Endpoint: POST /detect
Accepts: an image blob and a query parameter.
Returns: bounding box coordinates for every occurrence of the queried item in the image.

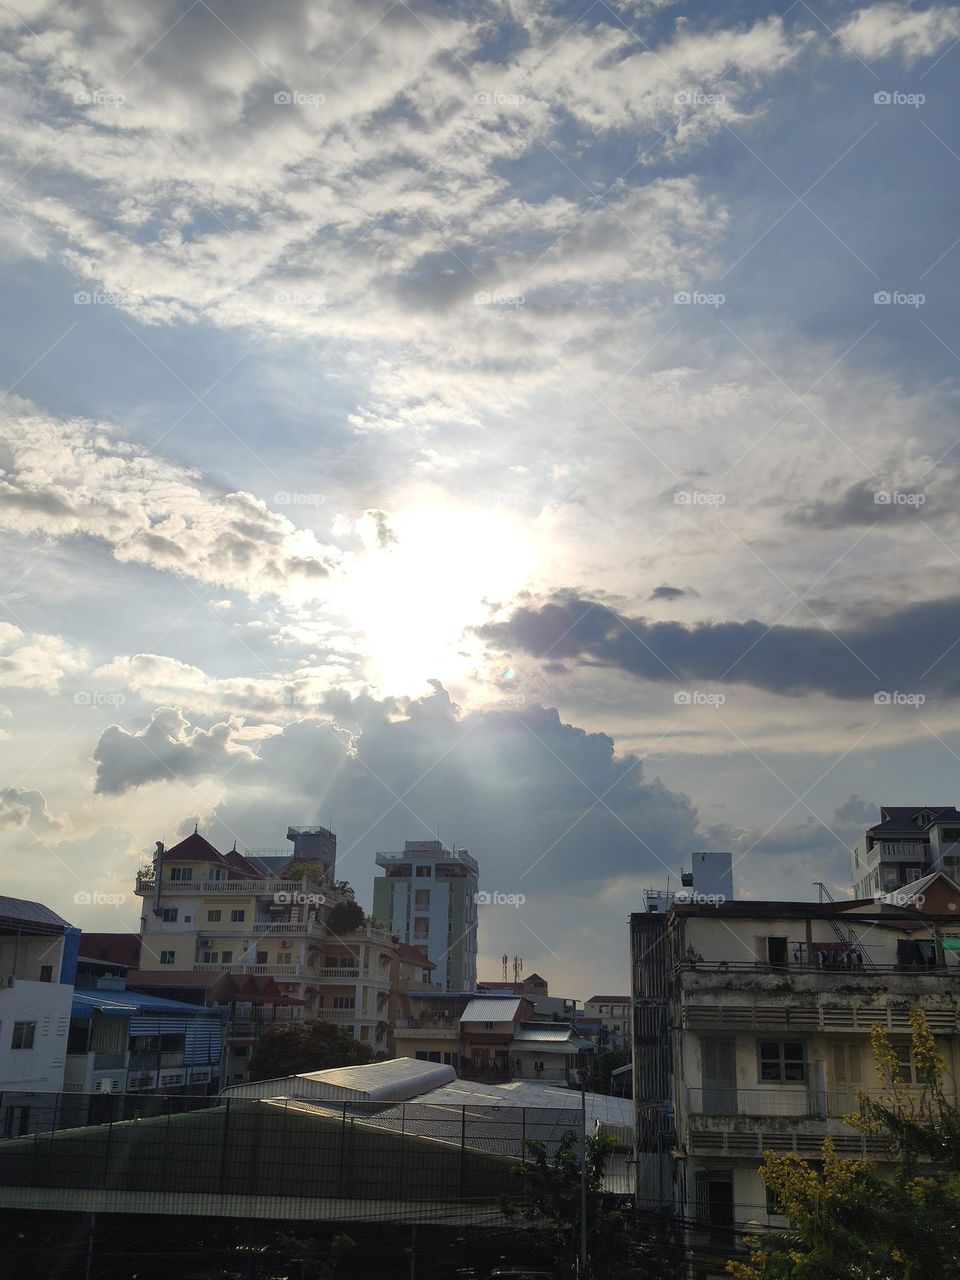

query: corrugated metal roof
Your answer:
[0,895,71,932]
[221,1056,456,1103]
[460,998,521,1023]
[71,990,227,1021]
[512,1022,578,1042]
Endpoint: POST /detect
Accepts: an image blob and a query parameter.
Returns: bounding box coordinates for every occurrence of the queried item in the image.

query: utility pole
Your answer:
[579,1050,589,1278]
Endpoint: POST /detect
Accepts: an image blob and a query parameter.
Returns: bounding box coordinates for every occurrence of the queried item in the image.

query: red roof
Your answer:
[163,831,231,866]
[585,995,630,1005]
[396,943,434,967]
[80,933,141,968]
[224,846,265,877]
[127,970,301,1005]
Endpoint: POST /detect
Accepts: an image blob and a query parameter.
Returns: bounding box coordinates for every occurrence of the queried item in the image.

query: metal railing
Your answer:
[685,1085,955,1119]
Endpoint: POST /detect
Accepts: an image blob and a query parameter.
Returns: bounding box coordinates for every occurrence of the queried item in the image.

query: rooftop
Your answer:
[0,895,72,934]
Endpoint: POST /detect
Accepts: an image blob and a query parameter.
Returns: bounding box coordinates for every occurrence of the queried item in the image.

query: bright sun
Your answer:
[341,499,539,696]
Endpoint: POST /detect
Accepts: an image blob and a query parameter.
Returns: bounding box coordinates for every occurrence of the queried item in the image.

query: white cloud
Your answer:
[0,621,87,693]
[0,785,65,833]
[838,3,960,62]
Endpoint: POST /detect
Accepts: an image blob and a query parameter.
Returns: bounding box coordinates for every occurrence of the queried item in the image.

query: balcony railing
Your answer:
[193,962,299,977]
[685,1085,953,1119]
[676,953,954,977]
[310,967,360,980]
[136,875,342,898]
[313,1008,378,1024]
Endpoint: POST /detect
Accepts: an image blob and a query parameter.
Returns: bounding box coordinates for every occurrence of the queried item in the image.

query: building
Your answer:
[583,995,631,1052]
[372,840,479,991]
[643,851,734,914]
[476,972,580,1021]
[630,873,960,1277]
[134,828,399,1059]
[0,897,78,1120]
[851,805,960,898]
[65,986,227,1101]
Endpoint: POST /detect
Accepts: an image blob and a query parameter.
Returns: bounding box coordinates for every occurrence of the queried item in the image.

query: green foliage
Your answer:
[502,1130,674,1279]
[329,898,366,934]
[584,1049,631,1096]
[285,860,327,885]
[248,1019,373,1081]
[729,1012,960,1279]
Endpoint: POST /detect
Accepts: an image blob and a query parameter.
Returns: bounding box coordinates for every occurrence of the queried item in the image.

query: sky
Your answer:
[1,0,959,999]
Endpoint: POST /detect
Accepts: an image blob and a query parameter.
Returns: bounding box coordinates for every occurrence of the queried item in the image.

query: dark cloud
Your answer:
[478,592,960,700]
[789,479,937,529]
[0,786,64,833]
[93,706,257,795]
[649,585,690,601]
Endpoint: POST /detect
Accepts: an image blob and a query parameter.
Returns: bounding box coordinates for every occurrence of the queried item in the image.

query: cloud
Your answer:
[0,621,87,693]
[93,705,262,795]
[838,4,960,63]
[649,584,690,601]
[0,401,341,598]
[0,786,65,833]
[479,591,960,700]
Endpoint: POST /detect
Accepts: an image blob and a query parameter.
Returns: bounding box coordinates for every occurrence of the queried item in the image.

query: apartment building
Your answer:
[135,829,399,1061]
[583,995,631,1052]
[0,896,79,1123]
[372,840,479,991]
[851,805,960,898]
[477,972,580,1021]
[631,874,960,1279]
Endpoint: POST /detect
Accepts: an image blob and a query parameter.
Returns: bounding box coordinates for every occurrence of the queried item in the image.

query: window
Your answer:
[11,1021,36,1050]
[201,951,217,964]
[207,909,222,922]
[898,939,937,969]
[161,907,178,923]
[169,866,193,882]
[415,889,430,908]
[832,1043,863,1085]
[759,1040,806,1082]
[416,865,431,877]
[764,1181,783,1215]
[39,965,52,983]
[160,950,175,965]
[893,1042,935,1084]
[333,996,355,1009]
[221,951,233,963]
[230,909,245,923]
[256,951,268,964]
[413,916,429,938]
[276,952,291,964]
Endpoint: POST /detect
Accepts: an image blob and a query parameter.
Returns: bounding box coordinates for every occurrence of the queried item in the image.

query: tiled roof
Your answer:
[871,806,960,834]
[396,943,434,967]
[79,933,141,967]
[163,831,231,865]
[0,895,71,933]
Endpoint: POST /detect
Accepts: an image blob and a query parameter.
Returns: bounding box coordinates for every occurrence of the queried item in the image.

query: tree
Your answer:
[249,1019,373,1081]
[728,1010,960,1279]
[329,898,365,934]
[502,1130,675,1278]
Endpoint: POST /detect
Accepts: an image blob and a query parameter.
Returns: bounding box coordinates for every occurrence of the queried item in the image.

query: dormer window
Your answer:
[916,811,933,827]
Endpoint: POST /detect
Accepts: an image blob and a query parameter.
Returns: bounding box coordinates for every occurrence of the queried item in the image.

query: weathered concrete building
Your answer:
[631,872,960,1277]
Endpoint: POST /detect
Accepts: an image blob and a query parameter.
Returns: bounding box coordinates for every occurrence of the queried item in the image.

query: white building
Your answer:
[372,841,479,991]
[0,896,78,1127]
[631,875,960,1278]
[851,805,960,898]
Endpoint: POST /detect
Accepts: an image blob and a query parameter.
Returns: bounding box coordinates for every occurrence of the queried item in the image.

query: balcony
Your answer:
[136,875,330,898]
[310,967,360,980]
[193,962,300,978]
[313,1008,378,1024]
